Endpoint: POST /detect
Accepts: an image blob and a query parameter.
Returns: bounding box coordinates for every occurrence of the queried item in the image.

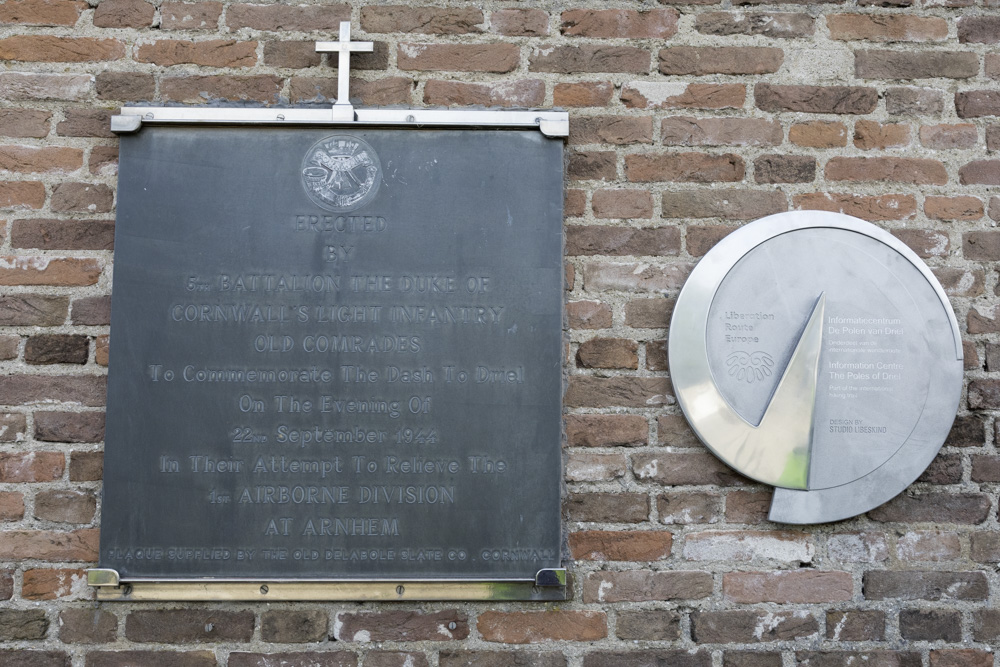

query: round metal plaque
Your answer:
[668,211,963,524]
[301,134,382,212]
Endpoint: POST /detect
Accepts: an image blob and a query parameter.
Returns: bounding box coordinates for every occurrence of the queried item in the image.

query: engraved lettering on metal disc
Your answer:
[301,135,381,212]
[668,211,963,524]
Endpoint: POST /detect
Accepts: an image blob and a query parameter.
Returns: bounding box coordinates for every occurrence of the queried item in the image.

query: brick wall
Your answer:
[1,0,1000,664]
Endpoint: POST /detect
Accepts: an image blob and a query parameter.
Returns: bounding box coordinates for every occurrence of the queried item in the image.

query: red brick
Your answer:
[0,491,24,520]
[662,190,785,220]
[530,45,650,74]
[864,570,988,600]
[756,84,877,114]
[0,36,123,62]
[70,296,109,326]
[989,127,1000,151]
[794,193,916,221]
[0,0,84,25]
[261,41,319,68]
[657,492,721,524]
[930,651,993,667]
[567,225,677,254]
[160,1,221,30]
[423,80,543,108]
[661,117,782,147]
[925,196,982,221]
[963,231,1000,259]
[289,77,412,106]
[570,530,671,561]
[565,414,647,447]
[853,120,910,149]
[920,123,977,149]
[796,652,918,667]
[634,451,749,487]
[591,190,653,218]
[22,568,87,600]
[554,81,612,107]
[0,145,81,173]
[623,82,746,110]
[0,528,98,561]
[567,301,611,330]
[69,450,103,481]
[568,151,615,181]
[586,652,709,667]
[961,160,1000,185]
[933,268,983,297]
[583,260,691,293]
[564,492,649,523]
[126,610,254,642]
[0,72,91,100]
[96,72,155,101]
[0,336,16,361]
[686,226,736,256]
[571,117,653,146]
[0,109,50,138]
[988,55,1000,80]
[886,88,944,115]
[95,335,109,366]
[827,15,947,41]
[565,189,585,217]
[333,610,467,641]
[616,611,681,641]
[959,16,1000,43]
[565,375,672,408]
[692,610,818,643]
[59,609,116,643]
[89,147,118,176]
[958,91,1000,118]
[0,256,100,286]
[0,181,44,209]
[825,611,885,641]
[440,653,562,667]
[724,491,771,524]
[856,50,978,79]
[478,611,606,643]
[364,653,428,667]
[655,415,700,448]
[577,338,638,369]
[561,9,678,38]
[0,451,63,482]
[34,411,104,443]
[87,652,215,667]
[896,531,961,561]
[25,334,87,364]
[137,40,257,68]
[696,12,814,38]
[891,229,949,258]
[790,121,848,148]
[161,75,283,104]
[755,155,816,184]
[491,9,548,36]
[11,219,114,250]
[659,46,782,75]
[225,4,348,31]
[627,152,743,183]
[724,571,852,603]
[0,294,66,326]
[0,374,105,406]
[969,306,1000,334]
[868,492,991,524]
[55,109,114,139]
[92,0,153,28]
[362,6,482,34]
[584,570,711,603]
[826,157,946,184]
[399,43,518,73]
[566,451,627,481]
[0,571,10,600]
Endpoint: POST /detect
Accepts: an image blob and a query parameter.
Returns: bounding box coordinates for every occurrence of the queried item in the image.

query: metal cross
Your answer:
[315,22,373,118]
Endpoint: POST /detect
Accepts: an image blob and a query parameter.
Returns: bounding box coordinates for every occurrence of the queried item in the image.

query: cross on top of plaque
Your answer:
[315,22,373,116]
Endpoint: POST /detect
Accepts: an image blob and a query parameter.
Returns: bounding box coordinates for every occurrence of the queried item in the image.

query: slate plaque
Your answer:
[100,127,564,580]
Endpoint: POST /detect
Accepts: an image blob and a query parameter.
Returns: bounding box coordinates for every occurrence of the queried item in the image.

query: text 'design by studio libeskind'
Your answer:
[97,126,564,595]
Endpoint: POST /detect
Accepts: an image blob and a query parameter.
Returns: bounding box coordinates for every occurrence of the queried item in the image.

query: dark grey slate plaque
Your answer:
[100,127,563,580]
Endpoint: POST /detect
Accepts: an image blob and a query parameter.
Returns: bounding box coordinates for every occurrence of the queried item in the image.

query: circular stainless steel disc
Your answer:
[668,211,963,524]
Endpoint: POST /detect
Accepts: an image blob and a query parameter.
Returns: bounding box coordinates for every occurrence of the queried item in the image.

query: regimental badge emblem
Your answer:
[668,211,964,524]
[301,135,381,212]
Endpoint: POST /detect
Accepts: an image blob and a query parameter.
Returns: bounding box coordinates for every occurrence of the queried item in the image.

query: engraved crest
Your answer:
[725,350,775,383]
[301,135,381,212]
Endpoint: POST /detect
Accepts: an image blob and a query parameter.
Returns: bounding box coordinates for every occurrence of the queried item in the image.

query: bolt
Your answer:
[396,585,405,595]
[448,622,457,630]
[260,584,269,594]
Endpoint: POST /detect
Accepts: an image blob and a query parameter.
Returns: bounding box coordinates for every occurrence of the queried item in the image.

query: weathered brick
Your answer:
[55,110,114,139]
[570,531,672,561]
[289,77,411,106]
[0,180,45,209]
[0,73,91,101]
[625,298,674,328]
[856,50,978,79]
[826,611,885,641]
[989,127,1000,152]
[50,183,112,213]
[826,157,946,184]
[95,335,108,366]
[891,229,949,258]
[0,451,63,482]
[0,570,10,599]
[565,414,646,447]
[724,491,771,524]
[261,41,326,68]
[530,45,649,74]
[568,151,616,181]
[260,610,327,643]
[756,84,877,114]
[137,40,257,68]
[11,219,114,251]
[661,117,782,147]
[684,531,813,562]
[828,15,947,41]
[797,652,920,667]
[161,75,283,104]
[565,376,672,408]
[567,226,677,254]
[724,571,852,603]
[959,16,1000,43]
[960,160,1000,185]
[567,301,611,330]
[126,610,254,642]
[870,492,990,524]
[577,338,638,370]
[933,268,983,297]
[660,46,782,75]
[926,196,982,221]
[930,651,993,667]
[616,611,680,641]
[946,414,985,447]
[0,336,17,361]
[972,531,1000,563]
[160,1,221,30]
[827,532,889,563]
[886,87,944,115]
[478,611,606,643]
[0,374,106,406]
[584,570,712,603]
[853,120,910,149]
[724,654,782,667]
[0,36,123,62]
[963,231,1000,260]
[440,652,564,667]
[334,610,467,641]
[362,6,482,34]
[590,190,654,219]
[224,4,349,31]
[900,609,961,641]
[34,490,95,523]
[973,610,1000,641]
[25,334,88,365]
[23,568,86,601]
[754,155,815,184]
[696,12,813,38]
[622,82,745,110]
[864,570,988,600]
[920,124,977,149]
[562,9,677,38]
[572,117,653,146]
[988,56,1000,80]
[0,294,68,326]
[585,652,710,667]
[0,609,49,640]
[635,451,750,487]
[69,450,103,481]
[87,652,216,667]
[565,189,585,217]
[0,0,84,26]
[96,72,155,101]
[491,9,548,36]
[657,492,721,525]
[896,531,961,561]
[692,610,818,643]
[0,491,24,520]
[627,152,744,183]
[686,227,735,256]
[554,81,613,107]
[92,0,153,27]
[965,342,981,371]
[399,43,518,73]
[794,193,916,221]
[582,260,692,293]
[58,608,116,643]
[0,528,98,560]
[564,492,649,523]
[423,80,544,108]
[662,190,784,220]
[566,451,627,481]
[0,109,51,138]
[790,121,848,148]
[364,653,427,667]
[70,296,109,326]
[0,146,81,173]
[969,308,1000,334]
